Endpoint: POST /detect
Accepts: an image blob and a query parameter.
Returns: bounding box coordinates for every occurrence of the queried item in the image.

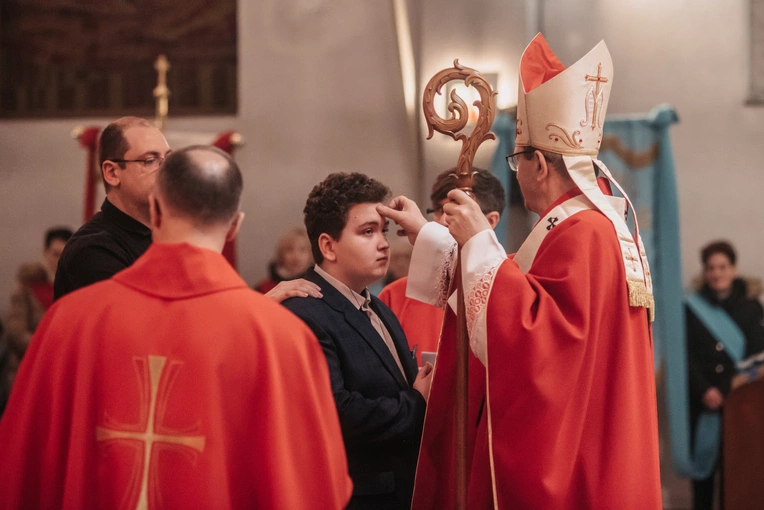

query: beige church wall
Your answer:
[235,0,418,291]
[7,0,753,319]
[0,0,419,316]
[0,0,528,317]
[542,0,764,288]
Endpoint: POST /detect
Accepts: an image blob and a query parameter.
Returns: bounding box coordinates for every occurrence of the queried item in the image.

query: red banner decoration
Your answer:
[78,127,101,224]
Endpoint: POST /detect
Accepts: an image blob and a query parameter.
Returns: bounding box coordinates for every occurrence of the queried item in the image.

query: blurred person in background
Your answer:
[255,227,323,303]
[3,226,72,396]
[686,240,764,510]
[255,227,313,293]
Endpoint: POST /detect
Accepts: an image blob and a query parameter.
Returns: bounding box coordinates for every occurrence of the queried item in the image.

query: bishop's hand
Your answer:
[377,196,428,246]
[443,189,492,246]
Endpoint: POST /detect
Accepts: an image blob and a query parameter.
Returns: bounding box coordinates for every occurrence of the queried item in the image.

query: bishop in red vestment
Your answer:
[0,146,352,510]
[380,34,661,509]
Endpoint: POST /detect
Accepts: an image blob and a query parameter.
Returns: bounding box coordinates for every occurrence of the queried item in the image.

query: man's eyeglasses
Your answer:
[109,156,165,172]
[427,204,488,217]
[505,149,534,172]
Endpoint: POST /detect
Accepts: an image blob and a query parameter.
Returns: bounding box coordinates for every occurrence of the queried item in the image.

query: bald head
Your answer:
[157,145,243,225]
[99,116,155,167]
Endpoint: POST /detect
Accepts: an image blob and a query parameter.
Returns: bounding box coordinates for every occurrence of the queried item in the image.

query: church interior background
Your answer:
[1,1,763,507]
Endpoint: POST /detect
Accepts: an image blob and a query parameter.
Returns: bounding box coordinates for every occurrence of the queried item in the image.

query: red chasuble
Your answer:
[412,208,661,509]
[378,276,444,365]
[0,243,352,510]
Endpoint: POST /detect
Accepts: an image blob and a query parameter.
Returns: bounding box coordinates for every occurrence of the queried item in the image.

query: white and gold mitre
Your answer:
[516,33,655,319]
[515,33,612,156]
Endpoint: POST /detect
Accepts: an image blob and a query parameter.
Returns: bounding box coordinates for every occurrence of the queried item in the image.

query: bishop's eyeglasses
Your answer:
[505,148,534,172]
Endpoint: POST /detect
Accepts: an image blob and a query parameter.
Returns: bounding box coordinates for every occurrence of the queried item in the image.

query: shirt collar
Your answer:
[314,264,371,310]
[101,198,152,237]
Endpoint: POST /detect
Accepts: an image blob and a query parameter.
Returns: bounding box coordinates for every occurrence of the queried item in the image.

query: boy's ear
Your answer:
[318,233,337,263]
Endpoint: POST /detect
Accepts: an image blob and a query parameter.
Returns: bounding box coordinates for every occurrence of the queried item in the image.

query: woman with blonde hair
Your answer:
[256,227,314,294]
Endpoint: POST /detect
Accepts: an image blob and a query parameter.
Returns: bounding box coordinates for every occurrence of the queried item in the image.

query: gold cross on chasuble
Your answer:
[96,355,206,510]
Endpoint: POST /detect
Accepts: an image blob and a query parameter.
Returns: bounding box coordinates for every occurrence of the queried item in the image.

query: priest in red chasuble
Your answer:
[379,34,661,509]
[0,146,352,509]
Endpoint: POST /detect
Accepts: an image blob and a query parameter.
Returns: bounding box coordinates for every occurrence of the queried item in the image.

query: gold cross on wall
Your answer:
[96,355,205,510]
[153,55,171,131]
[585,62,609,130]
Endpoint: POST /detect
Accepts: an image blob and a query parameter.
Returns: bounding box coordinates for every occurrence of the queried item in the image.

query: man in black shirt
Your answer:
[54,117,171,299]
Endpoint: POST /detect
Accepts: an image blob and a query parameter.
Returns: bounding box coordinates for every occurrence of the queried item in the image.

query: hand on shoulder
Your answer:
[265,279,322,303]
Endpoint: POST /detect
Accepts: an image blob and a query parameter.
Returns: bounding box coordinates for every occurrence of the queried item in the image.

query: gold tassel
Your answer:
[628,278,655,322]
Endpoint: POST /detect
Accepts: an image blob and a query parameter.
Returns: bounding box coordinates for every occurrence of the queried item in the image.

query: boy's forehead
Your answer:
[346,202,385,224]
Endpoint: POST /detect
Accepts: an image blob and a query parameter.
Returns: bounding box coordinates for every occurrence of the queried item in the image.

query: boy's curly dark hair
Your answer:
[304,172,391,264]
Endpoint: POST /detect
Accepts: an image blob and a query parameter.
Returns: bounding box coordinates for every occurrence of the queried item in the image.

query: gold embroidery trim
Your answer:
[627,278,655,322]
[546,123,584,149]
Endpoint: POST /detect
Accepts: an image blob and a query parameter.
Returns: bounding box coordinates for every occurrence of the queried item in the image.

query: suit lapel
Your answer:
[371,298,418,385]
[341,308,410,390]
[306,269,409,389]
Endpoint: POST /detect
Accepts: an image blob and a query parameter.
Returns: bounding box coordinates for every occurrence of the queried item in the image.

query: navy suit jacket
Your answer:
[283,268,425,504]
